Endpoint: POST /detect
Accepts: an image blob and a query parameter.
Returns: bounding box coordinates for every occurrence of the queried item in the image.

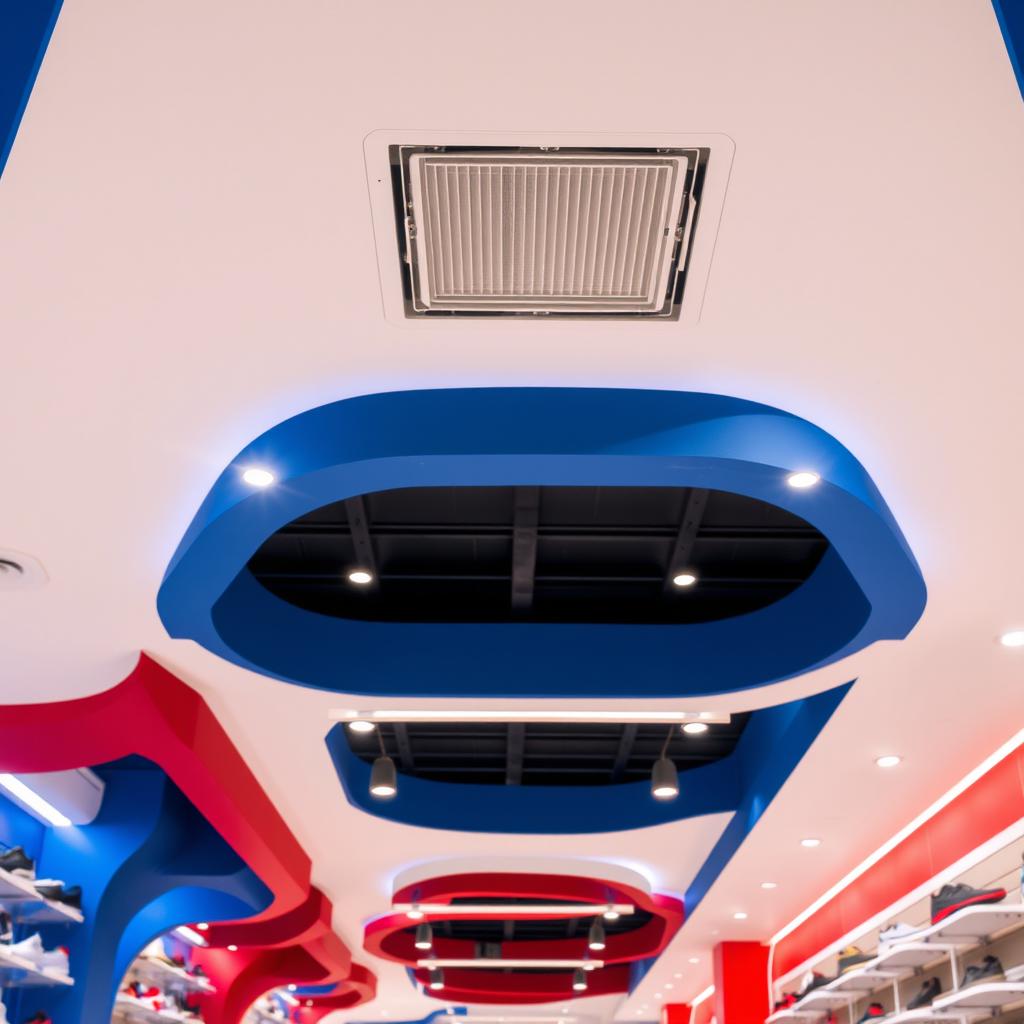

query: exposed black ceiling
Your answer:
[247,484,828,624]
[346,719,749,788]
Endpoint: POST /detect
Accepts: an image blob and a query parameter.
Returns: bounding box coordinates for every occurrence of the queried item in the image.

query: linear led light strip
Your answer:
[0,774,71,827]
[395,903,635,917]
[770,725,1024,984]
[418,959,604,970]
[173,926,208,947]
[332,710,729,725]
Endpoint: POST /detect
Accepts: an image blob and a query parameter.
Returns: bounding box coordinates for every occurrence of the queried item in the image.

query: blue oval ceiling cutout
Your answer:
[157,388,925,697]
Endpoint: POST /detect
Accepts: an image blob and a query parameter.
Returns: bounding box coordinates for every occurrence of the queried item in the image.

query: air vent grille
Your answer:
[397,147,704,318]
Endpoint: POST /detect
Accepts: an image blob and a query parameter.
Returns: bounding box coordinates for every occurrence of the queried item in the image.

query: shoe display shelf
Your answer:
[244,1007,288,1024]
[131,957,215,996]
[0,946,74,989]
[113,993,196,1023]
[767,903,1024,1024]
[0,866,84,926]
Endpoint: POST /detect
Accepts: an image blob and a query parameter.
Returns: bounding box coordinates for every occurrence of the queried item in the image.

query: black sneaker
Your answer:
[907,978,941,1008]
[34,883,81,909]
[799,972,832,996]
[931,883,1006,924]
[0,846,35,879]
[838,945,873,974]
[961,955,1005,987]
[855,1003,886,1024]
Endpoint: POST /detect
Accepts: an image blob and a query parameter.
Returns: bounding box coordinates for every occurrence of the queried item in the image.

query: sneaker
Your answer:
[931,883,1007,924]
[0,845,35,879]
[855,1003,886,1024]
[798,972,831,996]
[907,978,941,1009]
[37,946,69,976]
[961,955,1005,987]
[23,1015,52,1024]
[33,882,81,909]
[878,922,923,948]
[9,933,44,966]
[838,945,873,974]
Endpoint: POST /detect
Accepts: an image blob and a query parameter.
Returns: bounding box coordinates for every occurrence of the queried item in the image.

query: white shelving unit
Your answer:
[0,866,84,925]
[132,956,215,995]
[114,994,195,1023]
[0,945,74,988]
[933,983,1024,1014]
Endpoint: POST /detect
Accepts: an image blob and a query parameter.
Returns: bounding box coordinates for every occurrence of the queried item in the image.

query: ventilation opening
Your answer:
[391,145,708,319]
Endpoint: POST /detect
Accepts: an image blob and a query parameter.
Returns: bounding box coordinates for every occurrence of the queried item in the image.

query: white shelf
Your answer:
[875,943,959,970]
[921,904,1024,944]
[766,1009,827,1023]
[0,866,83,924]
[933,982,1024,1012]
[0,945,74,988]
[114,995,191,1023]
[827,967,899,992]
[884,1009,967,1024]
[795,988,857,1009]
[132,955,216,994]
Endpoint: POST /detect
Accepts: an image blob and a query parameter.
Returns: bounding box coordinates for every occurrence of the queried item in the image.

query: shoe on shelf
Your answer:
[9,933,44,966]
[931,883,1007,924]
[0,846,35,879]
[798,971,832,996]
[907,978,941,1009]
[37,945,69,976]
[23,1014,52,1024]
[961,955,1005,987]
[33,881,81,909]
[188,962,207,978]
[838,945,873,973]
[855,1002,886,1024]
[141,936,177,966]
[878,921,924,948]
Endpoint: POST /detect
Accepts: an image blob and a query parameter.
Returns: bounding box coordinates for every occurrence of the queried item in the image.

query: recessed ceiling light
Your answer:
[733,911,748,920]
[760,882,777,890]
[999,629,1024,648]
[348,569,374,585]
[288,985,297,991]
[875,754,902,768]
[672,572,697,587]
[682,722,709,735]
[227,944,238,951]
[688,957,700,965]
[603,906,621,921]
[663,983,673,990]
[348,719,376,733]
[655,993,663,1000]
[673,973,682,979]
[197,923,210,931]
[786,471,820,489]
[241,467,275,487]
[406,905,424,920]
[800,837,822,848]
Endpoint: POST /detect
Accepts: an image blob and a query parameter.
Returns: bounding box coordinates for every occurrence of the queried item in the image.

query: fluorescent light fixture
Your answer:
[875,755,902,768]
[348,570,374,585]
[174,926,208,947]
[672,573,697,588]
[999,629,1024,648]
[786,471,820,489]
[332,710,730,726]
[419,959,605,970]
[0,774,72,827]
[241,467,275,487]
[772,724,1024,948]
[394,903,634,918]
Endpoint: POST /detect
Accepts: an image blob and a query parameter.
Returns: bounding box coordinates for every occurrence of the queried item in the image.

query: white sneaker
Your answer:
[38,945,70,976]
[879,921,924,949]
[9,932,44,965]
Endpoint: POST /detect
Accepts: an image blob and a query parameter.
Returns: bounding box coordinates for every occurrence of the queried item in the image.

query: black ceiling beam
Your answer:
[510,486,540,611]
[506,723,526,786]
[663,487,710,594]
[343,495,380,592]
[609,723,639,783]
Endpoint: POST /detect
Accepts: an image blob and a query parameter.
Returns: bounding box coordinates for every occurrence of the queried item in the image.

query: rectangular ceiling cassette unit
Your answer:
[390,145,709,320]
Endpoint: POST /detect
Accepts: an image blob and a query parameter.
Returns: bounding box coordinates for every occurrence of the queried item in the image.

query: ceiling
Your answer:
[1,1,1022,1023]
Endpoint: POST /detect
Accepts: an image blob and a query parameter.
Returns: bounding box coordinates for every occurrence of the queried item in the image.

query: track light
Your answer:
[370,756,398,799]
[651,757,679,801]
[587,918,606,951]
[602,905,620,921]
[429,967,445,990]
[572,968,588,992]
[415,922,434,950]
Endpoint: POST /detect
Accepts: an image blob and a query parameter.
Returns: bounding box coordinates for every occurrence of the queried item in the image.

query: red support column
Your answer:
[713,942,770,1024]
[662,1003,692,1024]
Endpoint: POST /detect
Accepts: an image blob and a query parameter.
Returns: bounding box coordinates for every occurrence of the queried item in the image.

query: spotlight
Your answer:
[572,968,588,992]
[288,985,297,992]
[429,967,445,991]
[196,923,210,931]
[415,922,434,951]
[587,918,606,951]
[651,757,679,801]
[672,572,697,588]
[241,467,275,488]
[348,720,376,733]
[227,944,238,952]
[370,756,398,799]
[786,471,820,489]
[348,569,374,585]
[682,722,709,735]
[760,882,777,890]
[999,629,1024,648]
[733,911,748,920]
[602,905,620,921]
[800,837,821,848]
[406,904,425,920]
[875,754,902,768]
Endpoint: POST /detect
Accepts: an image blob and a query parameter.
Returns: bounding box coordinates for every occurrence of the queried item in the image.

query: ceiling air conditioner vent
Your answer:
[392,146,708,319]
